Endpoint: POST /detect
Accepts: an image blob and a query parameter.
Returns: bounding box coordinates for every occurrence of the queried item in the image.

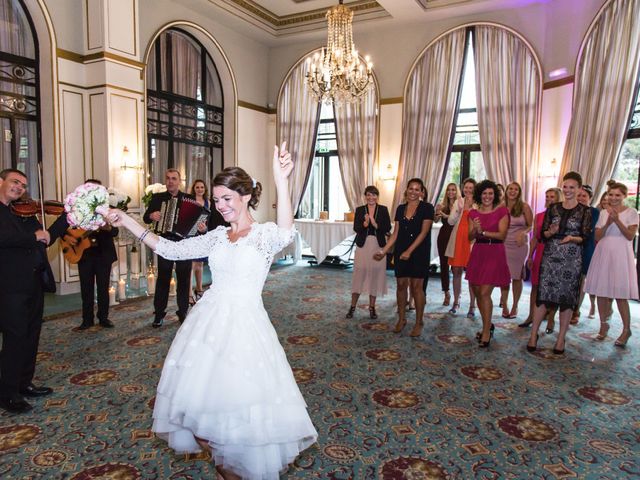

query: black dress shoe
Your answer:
[78,322,94,330]
[20,384,53,397]
[99,319,114,328]
[0,396,33,413]
[152,318,163,328]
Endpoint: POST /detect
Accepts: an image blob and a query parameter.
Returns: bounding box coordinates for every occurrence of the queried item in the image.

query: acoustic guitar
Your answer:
[60,228,95,264]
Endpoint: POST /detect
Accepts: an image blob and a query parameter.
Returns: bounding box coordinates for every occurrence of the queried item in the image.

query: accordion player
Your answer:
[153,196,210,239]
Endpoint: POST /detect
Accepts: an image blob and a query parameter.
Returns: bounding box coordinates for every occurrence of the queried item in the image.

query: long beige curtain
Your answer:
[334,87,379,211]
[277,59,320,213]
[559,0,640,201]
[393,28,466,208]
[474,25,542,208]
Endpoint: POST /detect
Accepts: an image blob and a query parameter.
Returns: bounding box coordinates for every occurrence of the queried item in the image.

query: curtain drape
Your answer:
[474,25,542,208]
[277,60,320,214]
[393,29,466,208]
[559,0,640,202]
[334,87,379,211]
[0,0,35,58]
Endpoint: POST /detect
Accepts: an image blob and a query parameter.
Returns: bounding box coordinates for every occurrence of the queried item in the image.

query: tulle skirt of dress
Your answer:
[152,290,318,479]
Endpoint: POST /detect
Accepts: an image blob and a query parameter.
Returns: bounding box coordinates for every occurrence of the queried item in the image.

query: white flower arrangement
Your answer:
[108,187,131,211]
[64,183,110,230]
[142,183,167,208]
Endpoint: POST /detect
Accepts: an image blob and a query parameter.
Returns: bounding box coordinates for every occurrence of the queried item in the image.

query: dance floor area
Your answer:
[1,263,639,478]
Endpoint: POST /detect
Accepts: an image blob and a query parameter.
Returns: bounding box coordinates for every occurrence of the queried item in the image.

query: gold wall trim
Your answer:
[380,97,403,105]
[543,75,574,90]
[238,100,275,114]
[57,48,145,69]
[58,80,144,96]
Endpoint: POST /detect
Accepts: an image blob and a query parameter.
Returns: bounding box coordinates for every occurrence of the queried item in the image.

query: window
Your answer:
[298,103,349,220]
[438,29,486,201]
[612,87,640,210]
[0,0,41,196]
[146,29,224,190]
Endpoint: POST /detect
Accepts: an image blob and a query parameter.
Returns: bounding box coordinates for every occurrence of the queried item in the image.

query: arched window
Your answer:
[146,28,224,190]
[612,87,640,210]
[0,0,41,196]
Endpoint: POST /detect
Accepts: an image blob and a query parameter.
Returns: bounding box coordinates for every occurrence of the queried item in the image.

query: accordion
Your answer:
[154,196,210,239]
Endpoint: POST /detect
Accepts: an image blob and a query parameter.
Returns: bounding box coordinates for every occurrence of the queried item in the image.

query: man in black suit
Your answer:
[73,179,119,330]
[143,169,194,327]
[0,168,67,413]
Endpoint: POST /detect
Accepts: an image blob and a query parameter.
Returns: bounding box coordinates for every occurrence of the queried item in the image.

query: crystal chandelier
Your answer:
[305,0,373,105]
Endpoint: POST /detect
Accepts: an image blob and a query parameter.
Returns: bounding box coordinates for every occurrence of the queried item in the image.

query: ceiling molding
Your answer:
[209,0,390,36]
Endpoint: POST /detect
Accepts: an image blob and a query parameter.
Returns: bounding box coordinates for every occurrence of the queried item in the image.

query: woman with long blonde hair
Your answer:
[435,183,461,306]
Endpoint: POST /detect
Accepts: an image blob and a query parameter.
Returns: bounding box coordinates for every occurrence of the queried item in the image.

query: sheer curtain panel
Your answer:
[277,60,320,213]
[559,0,640,201]
[334,87,379,211]
[393,29,466,208]
[474,25,542,208]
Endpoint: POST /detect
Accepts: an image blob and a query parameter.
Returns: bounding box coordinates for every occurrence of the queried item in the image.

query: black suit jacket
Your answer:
[82,227,119,264]
[353,204,391,248]
[143,191,195,241]
[0,204,67,294]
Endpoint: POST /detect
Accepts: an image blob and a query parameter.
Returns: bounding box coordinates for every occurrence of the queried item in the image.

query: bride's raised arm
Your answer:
[108,210,160,250]
[273,141,294,231]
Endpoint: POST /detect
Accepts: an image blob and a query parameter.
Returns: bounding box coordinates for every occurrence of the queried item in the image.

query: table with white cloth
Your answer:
[294,219,355,264]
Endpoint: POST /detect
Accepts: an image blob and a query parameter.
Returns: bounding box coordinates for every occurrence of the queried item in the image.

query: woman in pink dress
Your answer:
[519,187,562,331]
[466,180,510,348]
[500,182,533,319]
[584,180,639,348]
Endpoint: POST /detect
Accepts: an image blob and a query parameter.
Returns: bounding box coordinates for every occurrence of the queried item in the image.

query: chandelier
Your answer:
[305,0,373,104]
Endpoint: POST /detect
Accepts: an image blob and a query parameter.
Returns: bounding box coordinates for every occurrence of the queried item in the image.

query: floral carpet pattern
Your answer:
[1,264,639,479]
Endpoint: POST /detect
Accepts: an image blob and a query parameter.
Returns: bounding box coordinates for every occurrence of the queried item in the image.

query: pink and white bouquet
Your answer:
[64,183,110,230]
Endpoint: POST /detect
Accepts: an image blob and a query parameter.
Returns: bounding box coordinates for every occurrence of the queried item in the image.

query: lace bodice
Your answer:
[155,222,295,298]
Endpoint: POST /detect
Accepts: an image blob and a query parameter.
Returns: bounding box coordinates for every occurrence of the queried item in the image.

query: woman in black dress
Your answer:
[526,171,592,355]
[375,178,434,337]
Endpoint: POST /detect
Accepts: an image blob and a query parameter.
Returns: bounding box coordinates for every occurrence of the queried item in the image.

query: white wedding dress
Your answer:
[152,222,318,479]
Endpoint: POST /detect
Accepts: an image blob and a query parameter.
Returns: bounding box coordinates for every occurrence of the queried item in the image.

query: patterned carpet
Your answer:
[1,263,639,479]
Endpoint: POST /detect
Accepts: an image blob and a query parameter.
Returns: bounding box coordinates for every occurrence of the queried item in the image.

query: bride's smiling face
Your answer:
[213,185,251,223]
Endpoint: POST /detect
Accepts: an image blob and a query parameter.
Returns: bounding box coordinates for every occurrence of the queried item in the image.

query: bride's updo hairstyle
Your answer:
[213,167,262,210]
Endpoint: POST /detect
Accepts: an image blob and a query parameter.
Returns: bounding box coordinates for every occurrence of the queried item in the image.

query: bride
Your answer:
[107,143,318,480]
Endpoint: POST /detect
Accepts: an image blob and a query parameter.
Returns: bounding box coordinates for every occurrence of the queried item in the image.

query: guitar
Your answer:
[60,228,95,264]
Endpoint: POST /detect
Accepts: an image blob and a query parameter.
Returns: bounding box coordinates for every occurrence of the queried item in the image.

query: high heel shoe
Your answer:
[526,332,539,352]
[369,306,378,319]
[595,322,609,340]
[478,325,494,348]
[476,324,495,342]
[449,303,460,315]
[614,330,632,348]
[194,289,204,300]
[552,338,565,355]
[518,319,533,328]
[545,320,554,334]
[393,318,407,333]
[466,307,476,319]
[443,291,451,306]
[345,306,356,319]
[409,321,423,337]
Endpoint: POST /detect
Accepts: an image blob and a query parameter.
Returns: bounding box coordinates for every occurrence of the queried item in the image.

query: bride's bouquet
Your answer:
[142,183,167,208]
[64,183,110,230]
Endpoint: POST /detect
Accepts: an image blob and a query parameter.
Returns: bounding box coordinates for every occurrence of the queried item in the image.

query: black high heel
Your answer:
[369,306,378,319]
[476,324,495,343]
[346,306,356,319]
[518,319,533,328]
[527,332,539,352]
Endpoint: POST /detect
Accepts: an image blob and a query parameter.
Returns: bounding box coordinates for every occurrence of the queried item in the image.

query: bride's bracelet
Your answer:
[138,229,151,242]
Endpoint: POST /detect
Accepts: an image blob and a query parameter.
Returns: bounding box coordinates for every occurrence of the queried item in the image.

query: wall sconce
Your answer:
[380,163,396,181]
[120,146,141,170]
[540,157,559,178]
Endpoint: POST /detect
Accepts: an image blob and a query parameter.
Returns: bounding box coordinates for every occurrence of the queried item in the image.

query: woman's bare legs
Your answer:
[596,296,613,339]
[553,309,572,353]
[614,298,632,346]
[395,278,409,332]
[451,267,463,310]
[510,279,523,317]
[527,303,548,350]
[192,261,204,292]
[500,285,510,316]
[409,278,425,336]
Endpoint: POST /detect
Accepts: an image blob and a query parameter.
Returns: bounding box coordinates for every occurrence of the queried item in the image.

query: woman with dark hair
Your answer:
[189,179,210,303]
[572,184,599,324]
[500,182,533,319]
[347,185,391,319]
[445,178,478,317]
[106,144,317,480]
[527,171,592,355]
[374,178,434,337]
[435,183,460,306]
[466,180,510,347]
[584,180,638,347]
